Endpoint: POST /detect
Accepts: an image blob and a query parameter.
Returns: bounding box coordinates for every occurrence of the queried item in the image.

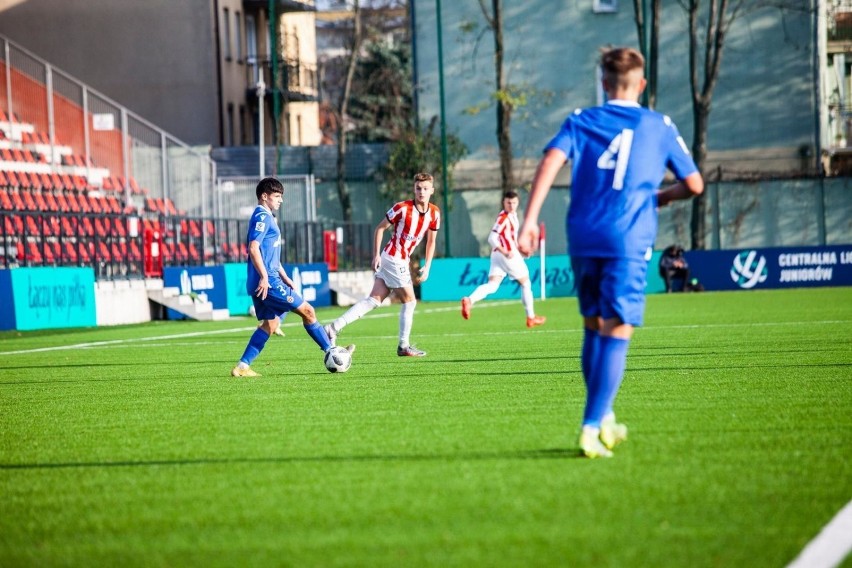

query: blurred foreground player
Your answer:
[518,47,704,457]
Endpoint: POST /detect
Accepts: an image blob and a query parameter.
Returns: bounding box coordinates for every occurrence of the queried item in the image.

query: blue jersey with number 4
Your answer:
[545,100,698,260]
[245,205,283,294]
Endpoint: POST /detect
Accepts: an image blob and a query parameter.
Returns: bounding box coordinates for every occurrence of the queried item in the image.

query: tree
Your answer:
[636,0,807,249]
[348,41,413,143]
[331,0,363,223]
[382,116,467,205]
[631,0,661,109]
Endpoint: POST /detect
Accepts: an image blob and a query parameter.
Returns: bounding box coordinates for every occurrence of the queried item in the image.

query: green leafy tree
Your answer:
[349,42,413,143]
[382,117,468,205]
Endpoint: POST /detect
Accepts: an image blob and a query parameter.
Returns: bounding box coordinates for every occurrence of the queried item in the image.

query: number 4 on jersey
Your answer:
[596,129,634,190]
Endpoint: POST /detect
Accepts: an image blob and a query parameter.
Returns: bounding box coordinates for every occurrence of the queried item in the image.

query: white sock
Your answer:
[399,300,416,347]
[521,281,535,317]
[469,279,500,304]
[333,297,380,331]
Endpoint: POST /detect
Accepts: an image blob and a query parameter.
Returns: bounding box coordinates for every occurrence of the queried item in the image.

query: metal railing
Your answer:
[0,33,218,218]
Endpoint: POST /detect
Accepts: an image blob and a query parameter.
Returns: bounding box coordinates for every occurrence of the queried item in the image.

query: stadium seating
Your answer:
[1,110,239,276]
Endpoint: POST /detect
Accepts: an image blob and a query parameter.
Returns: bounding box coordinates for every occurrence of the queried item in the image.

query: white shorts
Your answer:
[489,250,530,282]
[376,252,413,289]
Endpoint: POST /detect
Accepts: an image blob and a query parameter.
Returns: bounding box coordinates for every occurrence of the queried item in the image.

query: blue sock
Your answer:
[305,321,332,351]
[583,335,630,427]
[239,328,270,366]
[581,328,599,389]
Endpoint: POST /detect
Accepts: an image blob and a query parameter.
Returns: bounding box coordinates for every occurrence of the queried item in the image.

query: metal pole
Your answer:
[436,0,451,256]
[257,78,266,178]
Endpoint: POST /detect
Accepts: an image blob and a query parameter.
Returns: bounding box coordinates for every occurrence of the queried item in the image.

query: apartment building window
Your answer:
[239,105,247,145]
[246,14,258,81]
[223,8,232,60]
[226,104,234,146]
[593,0,617,13]
[235,12,242,63]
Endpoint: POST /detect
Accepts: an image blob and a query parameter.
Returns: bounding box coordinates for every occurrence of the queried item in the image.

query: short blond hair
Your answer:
[413,172,434,183]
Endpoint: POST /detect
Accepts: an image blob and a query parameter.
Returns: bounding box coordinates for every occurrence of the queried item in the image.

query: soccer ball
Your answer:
[323,346,352,373]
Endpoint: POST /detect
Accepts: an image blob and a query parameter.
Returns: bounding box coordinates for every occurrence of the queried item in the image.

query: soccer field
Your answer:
[1,287,851,567]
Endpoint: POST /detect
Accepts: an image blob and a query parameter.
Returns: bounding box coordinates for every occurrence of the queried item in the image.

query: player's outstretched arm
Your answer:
[418,229,437,283]
[657,172,704,207]
[248,241,270,299]
[519,149,566,255]
[372,218,391,271]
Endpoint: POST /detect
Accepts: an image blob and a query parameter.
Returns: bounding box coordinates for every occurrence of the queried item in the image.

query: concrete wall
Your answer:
[95,279,153,326]
[0,0,220,146]
[412,1,818,180]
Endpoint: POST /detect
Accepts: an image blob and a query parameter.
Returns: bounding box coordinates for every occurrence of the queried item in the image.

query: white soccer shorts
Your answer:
[489,250,530,282]
[375,252,413,289]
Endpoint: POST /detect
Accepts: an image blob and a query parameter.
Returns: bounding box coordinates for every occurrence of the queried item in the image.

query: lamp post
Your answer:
[257,77,266,178]
[436,0,450,257]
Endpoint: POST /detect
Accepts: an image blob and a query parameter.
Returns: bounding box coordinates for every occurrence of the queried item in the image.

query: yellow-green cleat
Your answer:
[579,427,613,458]
[600,417,628,450]
[231,366,260,378]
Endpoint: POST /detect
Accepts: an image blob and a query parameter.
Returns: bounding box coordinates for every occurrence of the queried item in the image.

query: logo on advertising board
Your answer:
[730,251,768,289]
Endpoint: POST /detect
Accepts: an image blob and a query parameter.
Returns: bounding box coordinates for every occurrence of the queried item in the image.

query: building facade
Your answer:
[411,0,822,187]
[0,0,321,148]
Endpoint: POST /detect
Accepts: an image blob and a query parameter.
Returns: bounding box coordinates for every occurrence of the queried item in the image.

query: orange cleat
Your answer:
[526,315,546,328]
[461,297,472,320]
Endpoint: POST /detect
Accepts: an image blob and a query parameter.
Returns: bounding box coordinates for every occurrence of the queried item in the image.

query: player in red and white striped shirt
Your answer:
[326,173,440,357]
[461,191,546,328]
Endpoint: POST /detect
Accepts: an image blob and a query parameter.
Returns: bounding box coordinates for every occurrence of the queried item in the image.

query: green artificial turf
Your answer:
[1,287,850,567]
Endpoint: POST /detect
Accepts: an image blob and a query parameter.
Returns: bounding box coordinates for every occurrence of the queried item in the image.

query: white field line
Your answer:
[786,499,852,568]
[0,298,848,356]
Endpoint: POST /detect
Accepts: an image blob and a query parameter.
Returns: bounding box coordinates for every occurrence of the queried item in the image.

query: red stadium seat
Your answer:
[25,216,40,236]
[0,171,8,187]
[63,241,78,263]
[97,241,111,262]
[78,241,92,264]
[0,190,12,210]
[22,191,37,211]
[33,192,48,211]
[94,218,107,238]
[39,173,53,191]
[61,216,76,237]
[26,242,43,264]
[81,217,95,237]
[44,192,59,211]
[130,240,142,261]
[111,242,123,262]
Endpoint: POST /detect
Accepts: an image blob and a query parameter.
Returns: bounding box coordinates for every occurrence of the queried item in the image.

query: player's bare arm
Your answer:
[519,149,567,255]
[248,241,270,299]
[418,229,437,283]
[372,218,391,271]
[656,172,704,207]
[280,268,295,289]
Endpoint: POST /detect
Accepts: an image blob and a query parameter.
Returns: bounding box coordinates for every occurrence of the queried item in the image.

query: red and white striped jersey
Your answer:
[383,200,441,260]
[490,209,519,254]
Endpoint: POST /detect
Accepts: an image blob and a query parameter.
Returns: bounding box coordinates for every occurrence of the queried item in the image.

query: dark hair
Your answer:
[256,177,284,199]
[503,191,519,200]
[600,47,645,90]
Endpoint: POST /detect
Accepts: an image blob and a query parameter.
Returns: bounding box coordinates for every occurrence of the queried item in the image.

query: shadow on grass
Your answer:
[0,448,584,470]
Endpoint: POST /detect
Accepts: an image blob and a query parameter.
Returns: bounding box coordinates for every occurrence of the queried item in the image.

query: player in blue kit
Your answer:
[231,177,352,377]
[518,47,704,457]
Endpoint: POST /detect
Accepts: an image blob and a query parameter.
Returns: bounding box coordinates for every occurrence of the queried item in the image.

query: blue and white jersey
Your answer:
[245,205,283,294]
[545,100,698,260]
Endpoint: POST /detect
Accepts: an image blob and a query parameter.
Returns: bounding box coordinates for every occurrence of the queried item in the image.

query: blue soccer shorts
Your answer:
[570,256,648,326]
[251,281,304,321]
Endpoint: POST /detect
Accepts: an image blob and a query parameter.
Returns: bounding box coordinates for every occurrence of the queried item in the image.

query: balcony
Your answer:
[242,0,315,12]
[245,57,318,102]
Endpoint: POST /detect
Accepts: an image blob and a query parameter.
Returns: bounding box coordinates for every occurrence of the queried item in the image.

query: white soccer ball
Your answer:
[324,346,352,373]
